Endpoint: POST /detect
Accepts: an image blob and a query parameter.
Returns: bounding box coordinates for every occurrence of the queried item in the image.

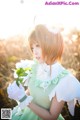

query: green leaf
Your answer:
[24,67,32,71]
[15,67,32,86]
[16,80,20,86]
[16,68,25,76]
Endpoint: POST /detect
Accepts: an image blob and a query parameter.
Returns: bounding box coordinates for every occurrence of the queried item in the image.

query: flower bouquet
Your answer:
[7,60,33,115]
[13,60,33,86]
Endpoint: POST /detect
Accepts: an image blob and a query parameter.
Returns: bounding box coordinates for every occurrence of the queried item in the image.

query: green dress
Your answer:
[12,61,67,120]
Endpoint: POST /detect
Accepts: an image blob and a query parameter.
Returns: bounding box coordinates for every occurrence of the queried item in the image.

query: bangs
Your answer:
[28,30,38,50]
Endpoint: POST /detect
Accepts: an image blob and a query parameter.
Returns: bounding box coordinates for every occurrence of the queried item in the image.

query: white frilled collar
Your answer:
[35,61,69,92]
[36,61,63,82]
[36,62,59,81]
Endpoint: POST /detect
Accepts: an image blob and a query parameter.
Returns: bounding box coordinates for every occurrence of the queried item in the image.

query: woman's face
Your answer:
[31,43,43,63]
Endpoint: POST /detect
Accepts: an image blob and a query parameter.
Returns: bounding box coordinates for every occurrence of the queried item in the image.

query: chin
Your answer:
[39,61,44,64]
[36,58,43,63]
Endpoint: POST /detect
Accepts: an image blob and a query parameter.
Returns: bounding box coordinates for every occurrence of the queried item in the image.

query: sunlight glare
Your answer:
[0,0,80,39]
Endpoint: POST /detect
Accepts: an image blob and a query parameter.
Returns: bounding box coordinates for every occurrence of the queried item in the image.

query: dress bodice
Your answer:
[28,61,69,109]
[12,60,80,120]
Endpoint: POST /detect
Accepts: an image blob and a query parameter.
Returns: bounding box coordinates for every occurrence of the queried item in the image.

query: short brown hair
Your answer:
[28,24,64,64]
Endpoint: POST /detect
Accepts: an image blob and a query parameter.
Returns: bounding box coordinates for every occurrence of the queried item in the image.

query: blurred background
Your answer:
[0,0,80,120]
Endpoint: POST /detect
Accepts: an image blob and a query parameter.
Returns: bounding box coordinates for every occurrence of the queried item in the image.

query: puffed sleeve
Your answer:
[49,73,80,115]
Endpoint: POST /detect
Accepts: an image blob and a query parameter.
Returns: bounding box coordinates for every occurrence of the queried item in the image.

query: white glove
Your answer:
[7,81,26,100]
[7,81,33,110]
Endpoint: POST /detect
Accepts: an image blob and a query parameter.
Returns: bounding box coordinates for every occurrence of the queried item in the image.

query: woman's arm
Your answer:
[28,95,65,120]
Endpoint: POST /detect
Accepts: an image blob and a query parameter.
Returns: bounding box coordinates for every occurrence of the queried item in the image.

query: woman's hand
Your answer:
[7,81,33,110]
[7,81,26,100]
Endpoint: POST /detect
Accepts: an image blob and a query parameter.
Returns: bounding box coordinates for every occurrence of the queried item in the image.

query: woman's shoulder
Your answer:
[49,63,80,102]
[52,62,80,87]
[51,62,68,79]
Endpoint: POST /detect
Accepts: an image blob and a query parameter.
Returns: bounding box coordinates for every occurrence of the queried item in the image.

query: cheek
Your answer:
[39,49,42,57]
[40,51,43,60]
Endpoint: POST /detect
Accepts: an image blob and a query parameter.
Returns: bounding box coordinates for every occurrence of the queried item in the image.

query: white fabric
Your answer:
[18,96,33,109]
[67,100,75,116]
[36,63,51,81]
[49,74,80,102]
[67,98,80,116]
[7,81,33,110]
[47,63,80,116]
[36,62,63,81]
[7,81,26,100]
[35,61,80,116]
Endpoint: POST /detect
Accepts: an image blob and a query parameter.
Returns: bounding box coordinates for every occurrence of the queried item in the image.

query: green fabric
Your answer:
[19,95,27,102]
[34,68,69,89]
[12,62,67,120]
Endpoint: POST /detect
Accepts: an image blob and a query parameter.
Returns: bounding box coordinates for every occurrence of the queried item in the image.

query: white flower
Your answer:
[14,71,18,78]
[13,60,32,86]
[16,60,33,69]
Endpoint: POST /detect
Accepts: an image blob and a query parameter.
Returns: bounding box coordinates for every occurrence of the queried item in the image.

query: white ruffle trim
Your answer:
[49,74,80,116]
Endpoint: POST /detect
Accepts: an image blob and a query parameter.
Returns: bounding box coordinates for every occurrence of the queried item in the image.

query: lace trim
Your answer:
[31,63,69,91]
[36,70,69,91]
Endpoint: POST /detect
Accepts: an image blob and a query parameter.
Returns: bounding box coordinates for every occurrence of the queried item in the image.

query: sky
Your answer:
[0,0,80,39]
